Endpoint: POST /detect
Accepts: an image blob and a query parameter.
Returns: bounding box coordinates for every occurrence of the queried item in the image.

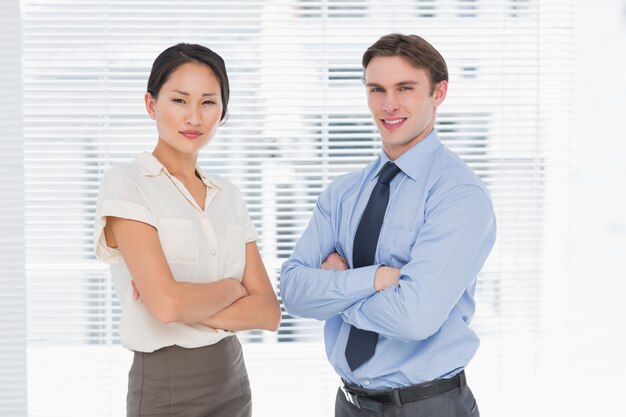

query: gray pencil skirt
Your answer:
[127,336,252,417]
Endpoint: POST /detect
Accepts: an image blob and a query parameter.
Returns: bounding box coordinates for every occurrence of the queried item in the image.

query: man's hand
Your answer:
[321,252,349,271]
[321,253,400,291]
[374,266,401,291]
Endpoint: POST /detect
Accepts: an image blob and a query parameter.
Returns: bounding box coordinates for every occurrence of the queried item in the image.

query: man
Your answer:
[280,33,496,417]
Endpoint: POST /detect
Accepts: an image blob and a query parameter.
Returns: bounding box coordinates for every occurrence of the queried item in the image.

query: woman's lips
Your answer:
[180,130,202,139]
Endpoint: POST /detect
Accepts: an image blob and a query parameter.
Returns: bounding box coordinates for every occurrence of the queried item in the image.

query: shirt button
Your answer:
[363,380,370,386]
[211,248,216,255]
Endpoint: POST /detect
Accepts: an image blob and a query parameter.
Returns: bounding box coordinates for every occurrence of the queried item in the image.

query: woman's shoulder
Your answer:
[98,161,146,195]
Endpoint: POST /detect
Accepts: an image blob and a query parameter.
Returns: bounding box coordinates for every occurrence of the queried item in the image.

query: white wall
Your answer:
[572,0,626,414]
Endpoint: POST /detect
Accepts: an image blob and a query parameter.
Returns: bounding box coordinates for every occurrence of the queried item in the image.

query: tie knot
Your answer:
[377,162,401,185]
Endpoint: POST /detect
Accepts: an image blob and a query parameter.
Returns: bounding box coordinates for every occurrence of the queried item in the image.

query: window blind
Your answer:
[0,1,27,416]
[20,0,572,416]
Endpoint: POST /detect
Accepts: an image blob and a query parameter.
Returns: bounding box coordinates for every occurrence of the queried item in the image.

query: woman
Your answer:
[94,43,281,417]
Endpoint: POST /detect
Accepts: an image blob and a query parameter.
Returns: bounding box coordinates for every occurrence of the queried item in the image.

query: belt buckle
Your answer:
[341,386,361,408]
[341,386,384,412]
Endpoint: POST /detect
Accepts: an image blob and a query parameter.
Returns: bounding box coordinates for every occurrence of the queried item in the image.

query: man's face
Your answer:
[364,55,447,160]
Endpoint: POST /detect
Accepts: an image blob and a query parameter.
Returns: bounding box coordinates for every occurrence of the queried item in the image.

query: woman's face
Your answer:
[145,62,223,157]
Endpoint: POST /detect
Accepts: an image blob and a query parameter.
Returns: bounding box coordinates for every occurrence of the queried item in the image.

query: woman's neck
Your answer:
[152,141,199,179]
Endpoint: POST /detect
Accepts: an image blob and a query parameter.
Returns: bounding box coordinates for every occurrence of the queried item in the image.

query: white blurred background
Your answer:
[570,0,626,414]
[1,0,625,416]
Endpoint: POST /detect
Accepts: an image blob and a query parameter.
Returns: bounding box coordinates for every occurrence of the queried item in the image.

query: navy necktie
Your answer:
[345,161,401,371]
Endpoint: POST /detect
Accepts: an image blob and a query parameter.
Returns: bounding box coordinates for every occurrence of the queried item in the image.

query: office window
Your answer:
[8,0,575,416]
[298,0,368,18]
[415,0,437,18]
[0,2,26,416]
[458,0,478,18]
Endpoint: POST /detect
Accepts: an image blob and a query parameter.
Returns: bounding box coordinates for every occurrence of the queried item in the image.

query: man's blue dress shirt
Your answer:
[280,130,496,390]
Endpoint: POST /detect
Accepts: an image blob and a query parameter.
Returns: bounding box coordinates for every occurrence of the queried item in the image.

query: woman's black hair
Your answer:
[147,43,230,121]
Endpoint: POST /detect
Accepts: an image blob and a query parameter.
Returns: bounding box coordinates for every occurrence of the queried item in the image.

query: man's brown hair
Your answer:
[362,33,448,94]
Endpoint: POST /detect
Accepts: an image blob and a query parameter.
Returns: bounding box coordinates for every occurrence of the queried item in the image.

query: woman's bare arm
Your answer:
[198,241,281,331]
[107,216,247,324]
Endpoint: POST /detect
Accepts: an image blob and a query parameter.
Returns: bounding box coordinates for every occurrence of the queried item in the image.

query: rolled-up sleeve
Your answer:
[93,167,157,262]
[233,186,258,244]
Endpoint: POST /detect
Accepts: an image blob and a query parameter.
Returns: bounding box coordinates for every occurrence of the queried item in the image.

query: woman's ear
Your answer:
[144,92,157,120]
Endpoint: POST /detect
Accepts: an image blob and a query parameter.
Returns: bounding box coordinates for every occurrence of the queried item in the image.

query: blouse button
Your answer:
[211,248,216,255]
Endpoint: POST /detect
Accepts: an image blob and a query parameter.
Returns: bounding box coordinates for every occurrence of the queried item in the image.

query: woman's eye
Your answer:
[173,98,185,104]
[369,88,383,93]
[202,100,215,105]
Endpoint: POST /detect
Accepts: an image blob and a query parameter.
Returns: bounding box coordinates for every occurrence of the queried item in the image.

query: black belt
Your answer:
[341,371,466,412]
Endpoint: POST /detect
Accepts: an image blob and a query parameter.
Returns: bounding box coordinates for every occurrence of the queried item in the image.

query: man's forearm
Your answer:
[280,261,379,320]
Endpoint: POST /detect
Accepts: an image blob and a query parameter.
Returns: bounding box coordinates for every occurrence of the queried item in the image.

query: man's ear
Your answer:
[144,92,157,120]
[433,80,448,107]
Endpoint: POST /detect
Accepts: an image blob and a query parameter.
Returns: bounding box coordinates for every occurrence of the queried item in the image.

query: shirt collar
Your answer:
[132,151,222,189]
[373,129,442,182]
[194,165,223,189]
